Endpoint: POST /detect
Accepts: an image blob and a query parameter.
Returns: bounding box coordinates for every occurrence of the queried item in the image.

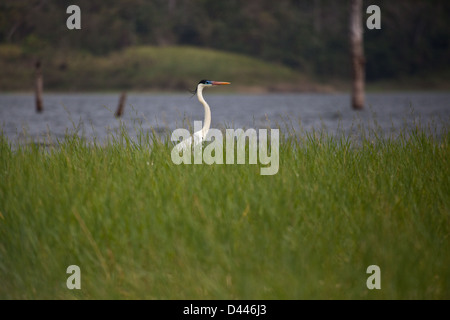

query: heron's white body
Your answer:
[175,83,212,152]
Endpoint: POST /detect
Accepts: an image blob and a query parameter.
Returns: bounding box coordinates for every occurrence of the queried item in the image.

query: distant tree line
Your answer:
[1,0,449,81]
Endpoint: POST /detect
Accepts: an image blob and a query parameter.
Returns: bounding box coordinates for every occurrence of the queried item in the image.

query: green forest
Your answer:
[1,0,449,91]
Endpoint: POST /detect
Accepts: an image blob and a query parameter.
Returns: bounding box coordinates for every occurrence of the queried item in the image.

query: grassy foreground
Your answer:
[0,123,449,299]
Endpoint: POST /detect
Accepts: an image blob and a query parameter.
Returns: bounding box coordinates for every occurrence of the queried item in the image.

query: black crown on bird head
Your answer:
[190,80,210,95]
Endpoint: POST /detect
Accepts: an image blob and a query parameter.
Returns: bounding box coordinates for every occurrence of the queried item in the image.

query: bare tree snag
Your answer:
[115,92,127,117]
[35,60,43,113]
[350,0,365,110]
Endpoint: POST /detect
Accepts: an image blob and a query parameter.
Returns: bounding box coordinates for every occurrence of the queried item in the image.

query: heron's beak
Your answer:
[211,81,231,85]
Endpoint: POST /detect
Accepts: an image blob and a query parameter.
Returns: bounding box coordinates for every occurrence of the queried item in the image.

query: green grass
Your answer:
[0,44,318,92]
[3,43,449,93]
[0,120,449,299]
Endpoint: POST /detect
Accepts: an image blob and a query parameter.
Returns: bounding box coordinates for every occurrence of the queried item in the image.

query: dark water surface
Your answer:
[1,92,449,143]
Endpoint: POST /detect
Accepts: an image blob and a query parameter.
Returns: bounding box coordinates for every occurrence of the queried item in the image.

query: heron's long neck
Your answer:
[197,86,211,138]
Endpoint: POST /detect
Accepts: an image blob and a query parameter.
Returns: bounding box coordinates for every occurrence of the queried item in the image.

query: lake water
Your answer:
[0,92,449,144]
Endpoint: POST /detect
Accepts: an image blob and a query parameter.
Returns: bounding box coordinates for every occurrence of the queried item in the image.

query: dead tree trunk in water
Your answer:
[35,60,43,113]
[349,0,365,110]
[115,92,127,117]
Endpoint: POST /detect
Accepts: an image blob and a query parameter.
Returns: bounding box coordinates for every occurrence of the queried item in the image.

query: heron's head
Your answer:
[198,79,231,87]
[190,79,230,95]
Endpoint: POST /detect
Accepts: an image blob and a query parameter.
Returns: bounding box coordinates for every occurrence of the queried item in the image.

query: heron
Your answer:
[175,79,230,152]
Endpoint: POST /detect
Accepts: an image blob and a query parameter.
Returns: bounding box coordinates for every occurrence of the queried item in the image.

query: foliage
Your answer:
[0,45,318,91]
[0,119,449,299]
[0,0,449,82]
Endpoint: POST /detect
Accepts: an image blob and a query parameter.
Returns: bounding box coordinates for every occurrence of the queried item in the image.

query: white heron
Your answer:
[175,79,230,152]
